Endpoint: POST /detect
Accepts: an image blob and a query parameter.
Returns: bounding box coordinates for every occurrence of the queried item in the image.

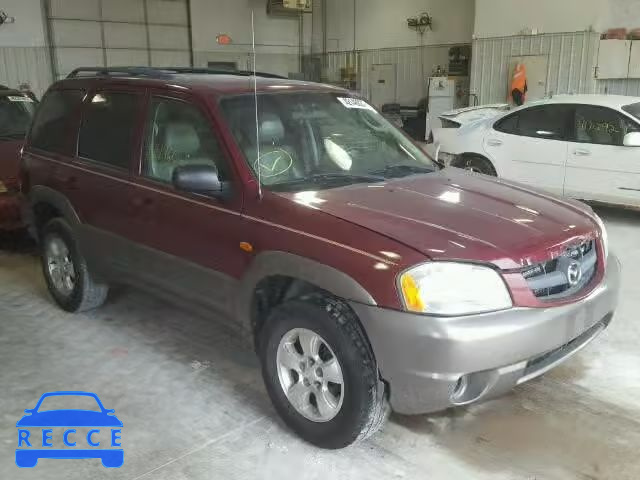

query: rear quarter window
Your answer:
[29,89,84,155]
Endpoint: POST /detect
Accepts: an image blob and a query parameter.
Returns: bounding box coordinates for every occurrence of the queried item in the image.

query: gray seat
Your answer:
[244,113,302,185]
[151,122,211,182]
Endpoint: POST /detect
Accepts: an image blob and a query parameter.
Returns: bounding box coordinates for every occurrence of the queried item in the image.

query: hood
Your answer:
[0,138,23,182]
[439,104,510,126]
[279,169,598,270]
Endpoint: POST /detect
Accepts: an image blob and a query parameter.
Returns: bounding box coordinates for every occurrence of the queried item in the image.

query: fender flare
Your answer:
[27,186,82,236]
[235,251,376,332]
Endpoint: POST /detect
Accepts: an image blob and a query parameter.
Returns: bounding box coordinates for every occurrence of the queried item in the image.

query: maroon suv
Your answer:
[0,89,36,230]
[21,67,620,448]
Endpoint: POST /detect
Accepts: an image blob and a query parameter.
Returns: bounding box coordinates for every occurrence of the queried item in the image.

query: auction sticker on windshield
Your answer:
[337,97,375,111]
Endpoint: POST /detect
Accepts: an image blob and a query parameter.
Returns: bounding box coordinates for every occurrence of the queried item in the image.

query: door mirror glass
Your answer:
[173,164,224,196]
[623,132,640,147]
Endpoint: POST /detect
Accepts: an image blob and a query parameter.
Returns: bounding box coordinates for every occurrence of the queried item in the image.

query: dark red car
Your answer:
[21,68,620,449]
[0,89,36,230]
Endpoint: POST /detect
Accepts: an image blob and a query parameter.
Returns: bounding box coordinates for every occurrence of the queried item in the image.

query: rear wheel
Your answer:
[259,294,388,448]
[459,154,497,176]
[41,218,108,313]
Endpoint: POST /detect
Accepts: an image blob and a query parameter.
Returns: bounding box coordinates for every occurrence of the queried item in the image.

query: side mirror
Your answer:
[24,409,33,415]
[172,164,227,198]
[623,132,640,147]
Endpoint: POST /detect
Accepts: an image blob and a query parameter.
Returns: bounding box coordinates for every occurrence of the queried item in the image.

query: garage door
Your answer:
[46,0,192,79]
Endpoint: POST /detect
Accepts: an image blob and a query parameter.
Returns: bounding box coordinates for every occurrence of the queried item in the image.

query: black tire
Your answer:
[459,154,497,176]
[259,294,389,449]
[41,218,108,313]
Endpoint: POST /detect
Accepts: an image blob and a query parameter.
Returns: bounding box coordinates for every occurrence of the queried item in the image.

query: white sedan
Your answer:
[434,95,640,208]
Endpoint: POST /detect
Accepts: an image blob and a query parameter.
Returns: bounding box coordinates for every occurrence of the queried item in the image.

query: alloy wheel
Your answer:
[276,328,344,422]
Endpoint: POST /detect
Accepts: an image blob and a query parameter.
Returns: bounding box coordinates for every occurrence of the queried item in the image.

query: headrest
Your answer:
[165,123,200,155]
[259,113,285,144]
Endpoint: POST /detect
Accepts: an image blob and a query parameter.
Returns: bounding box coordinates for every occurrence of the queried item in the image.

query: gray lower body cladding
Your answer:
[351,254,621,415]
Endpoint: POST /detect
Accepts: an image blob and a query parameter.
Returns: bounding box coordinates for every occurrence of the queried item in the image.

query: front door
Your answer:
[127,93,246,318]
[565,104,640,206]
[485,104,571,196]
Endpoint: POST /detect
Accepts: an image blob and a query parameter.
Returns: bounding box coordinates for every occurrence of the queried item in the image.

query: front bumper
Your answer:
[0,192,23,230]
[351,253,621,415]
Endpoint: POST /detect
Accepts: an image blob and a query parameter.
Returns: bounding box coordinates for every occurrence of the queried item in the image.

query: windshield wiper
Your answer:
[0,132,25,140]
[270,172,384,191]
[369,164,435,178]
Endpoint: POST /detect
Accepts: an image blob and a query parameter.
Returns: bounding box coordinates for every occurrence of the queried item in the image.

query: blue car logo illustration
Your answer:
[16,391,123,468]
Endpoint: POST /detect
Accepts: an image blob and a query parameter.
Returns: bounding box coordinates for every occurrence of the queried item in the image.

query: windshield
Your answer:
[622,102,640,122]
[221,92,436,192]
[0,95,36,138]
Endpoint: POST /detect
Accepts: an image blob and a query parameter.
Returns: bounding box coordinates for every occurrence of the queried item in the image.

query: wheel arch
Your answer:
[451,152,499,176]
[236,251,376,347]
[28,186,81,239]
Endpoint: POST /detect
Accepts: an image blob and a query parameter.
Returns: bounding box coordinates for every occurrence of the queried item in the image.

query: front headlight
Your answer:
[399,262,513,316]
[593,213,609,261]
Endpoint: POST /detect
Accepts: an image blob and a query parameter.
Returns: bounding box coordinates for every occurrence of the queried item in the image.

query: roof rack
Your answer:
[66,66,287,80]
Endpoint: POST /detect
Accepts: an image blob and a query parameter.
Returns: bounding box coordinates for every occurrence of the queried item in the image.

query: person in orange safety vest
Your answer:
[510,63,528,106]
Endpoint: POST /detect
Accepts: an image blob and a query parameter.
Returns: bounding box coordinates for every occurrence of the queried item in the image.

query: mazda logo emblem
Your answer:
[567,261,583,286]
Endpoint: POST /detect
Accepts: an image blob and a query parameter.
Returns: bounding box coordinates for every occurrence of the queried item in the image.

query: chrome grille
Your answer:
[523,241,597,299]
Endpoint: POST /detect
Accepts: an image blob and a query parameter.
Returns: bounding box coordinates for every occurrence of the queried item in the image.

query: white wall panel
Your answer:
[51,20,103,47]
[46,0,191,77]
[101,0,145,22]
[148,25,189,49]
[49,0,100,20]
[104,23,148,49]
[0,47,52,96]
[56,48,104,76]
[0,0,47,47]
[147,0,189,25]
[151,50,190,67]
[106,49,150,66]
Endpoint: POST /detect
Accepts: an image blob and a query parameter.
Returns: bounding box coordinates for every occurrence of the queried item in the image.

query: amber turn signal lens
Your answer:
[239,241,253,253]
[400,273,424,312]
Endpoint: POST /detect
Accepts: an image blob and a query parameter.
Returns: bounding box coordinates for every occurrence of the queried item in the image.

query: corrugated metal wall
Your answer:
[597,79,640,97]
[0,47,53,97]
[470,31,600,105]
[307,44,467,105]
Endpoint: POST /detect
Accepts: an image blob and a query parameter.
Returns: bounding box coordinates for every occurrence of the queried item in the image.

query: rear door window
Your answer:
[494,105,570,140]
[78,91,142,170]
[29,89,84,155]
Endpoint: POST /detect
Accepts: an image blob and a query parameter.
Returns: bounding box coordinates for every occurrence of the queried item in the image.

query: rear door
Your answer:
[68,87,146,274]
[484,104,571,195]
[565,104,640,206]
[126,91,246,318]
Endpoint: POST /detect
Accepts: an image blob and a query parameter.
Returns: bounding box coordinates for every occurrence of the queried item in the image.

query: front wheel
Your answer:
[459,155,497,176]
[259,295,388,448]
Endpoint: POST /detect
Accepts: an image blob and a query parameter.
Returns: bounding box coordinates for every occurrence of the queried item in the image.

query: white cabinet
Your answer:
[597,40,632,79]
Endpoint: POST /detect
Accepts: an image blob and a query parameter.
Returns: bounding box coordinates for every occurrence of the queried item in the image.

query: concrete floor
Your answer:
[1,206,639,480]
